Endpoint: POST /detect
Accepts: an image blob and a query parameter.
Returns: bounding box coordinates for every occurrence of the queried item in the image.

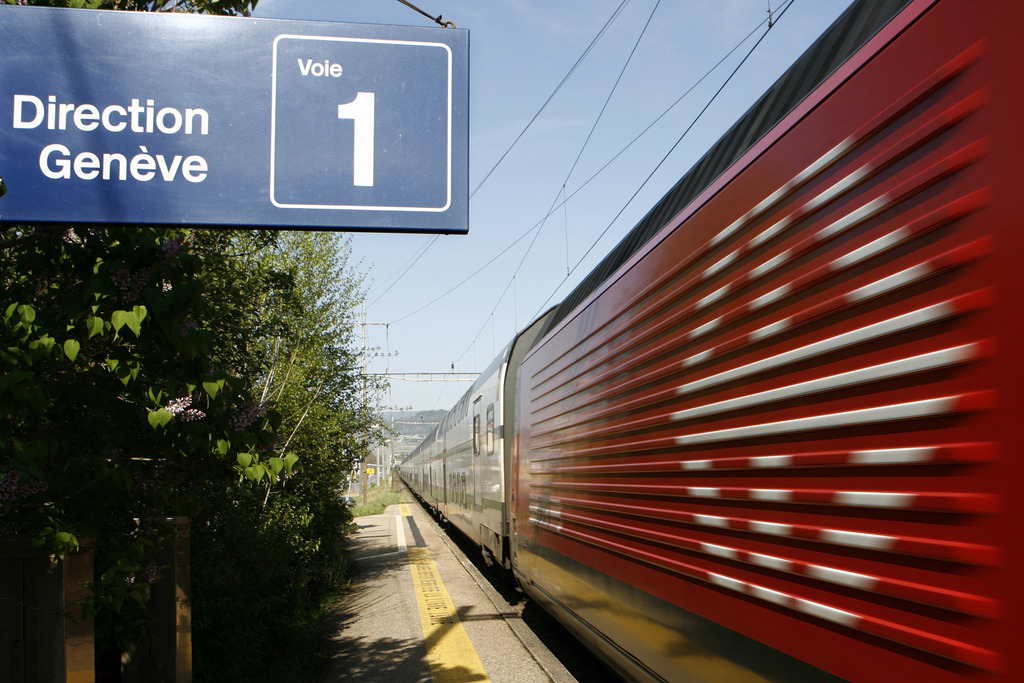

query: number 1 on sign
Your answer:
[337,92,375,187]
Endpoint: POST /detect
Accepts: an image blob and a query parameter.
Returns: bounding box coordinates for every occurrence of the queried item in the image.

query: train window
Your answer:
[486,404,495,455]
[473,397,481,455]
[473,414,480,455]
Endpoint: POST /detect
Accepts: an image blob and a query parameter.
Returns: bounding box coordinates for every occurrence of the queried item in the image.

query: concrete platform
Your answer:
[322,500,576,683]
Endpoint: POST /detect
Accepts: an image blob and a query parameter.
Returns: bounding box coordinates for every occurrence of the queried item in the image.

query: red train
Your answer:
[401,0,1024,679]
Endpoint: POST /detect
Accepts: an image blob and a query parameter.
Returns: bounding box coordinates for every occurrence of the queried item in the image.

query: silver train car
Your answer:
[400,313,551,569]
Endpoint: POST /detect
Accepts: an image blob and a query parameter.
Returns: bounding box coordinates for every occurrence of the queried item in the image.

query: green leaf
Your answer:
[236,452,253,468]
[114,557,140,573]
[62,339,80,362]
[147,408,173,429]
[28,335,56,356]
[54,531,79,551]
[123,306,146,337]
[0,370,28,394]
[17,304,35,324]
[217,440,230,456]
[267,457,284,476]
[110,309,144,338]
[110,310,128,333]
[147,386,164,407]
[0,347,23,365]
[283,453,299,473]
[243,465,265,483]
[202,378,225,400]
[33,527,53,550]
[86,316,104,338]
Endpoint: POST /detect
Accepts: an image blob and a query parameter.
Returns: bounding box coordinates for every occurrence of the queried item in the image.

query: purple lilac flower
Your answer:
[167,395,205,422]
[229,402,266,431]
[0,470,47,502]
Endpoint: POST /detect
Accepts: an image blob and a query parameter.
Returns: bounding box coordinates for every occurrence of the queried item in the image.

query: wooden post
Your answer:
[0,539,94,683]
[121,517,191,683]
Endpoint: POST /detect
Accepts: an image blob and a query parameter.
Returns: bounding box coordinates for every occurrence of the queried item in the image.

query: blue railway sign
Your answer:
[0,6,469,233]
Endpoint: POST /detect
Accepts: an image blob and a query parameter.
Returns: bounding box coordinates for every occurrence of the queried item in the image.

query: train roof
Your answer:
[537,0,914,341]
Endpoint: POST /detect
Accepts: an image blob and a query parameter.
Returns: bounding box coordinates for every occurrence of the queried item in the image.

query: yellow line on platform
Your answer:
[404,506,490,683]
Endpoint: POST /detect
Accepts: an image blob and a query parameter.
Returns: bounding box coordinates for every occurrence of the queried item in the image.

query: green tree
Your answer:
[0,227,280,654]
[189,232,385,680]
[0,226,277,537]
[256,232,381,481]
[0,227,381,679]
[2,4,384,677]
[260,232,386,590]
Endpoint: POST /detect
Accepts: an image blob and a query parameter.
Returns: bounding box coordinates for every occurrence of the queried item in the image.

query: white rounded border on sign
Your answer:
[269,33,454,212]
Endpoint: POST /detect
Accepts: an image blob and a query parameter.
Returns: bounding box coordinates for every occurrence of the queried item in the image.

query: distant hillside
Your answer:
[382,410,446,460]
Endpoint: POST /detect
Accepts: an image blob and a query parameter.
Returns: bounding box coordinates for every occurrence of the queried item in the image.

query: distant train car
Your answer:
[402,313,552,567]
[403,345,509,562]
[405,0,1024,680]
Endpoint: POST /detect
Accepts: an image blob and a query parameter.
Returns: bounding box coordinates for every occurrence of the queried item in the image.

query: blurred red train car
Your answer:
[406,0,1024,680]
[512,0,1024,679]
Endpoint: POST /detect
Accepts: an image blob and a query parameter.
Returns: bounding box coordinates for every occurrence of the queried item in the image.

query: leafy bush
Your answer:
[3,7,386,677]
[0,227,381,679]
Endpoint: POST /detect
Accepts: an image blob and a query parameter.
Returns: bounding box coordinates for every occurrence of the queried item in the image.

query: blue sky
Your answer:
[253,0,856,412]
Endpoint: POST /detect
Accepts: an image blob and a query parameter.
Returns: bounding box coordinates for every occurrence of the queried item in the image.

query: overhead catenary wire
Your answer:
[386,2,783,328]
[561,0,664,202]
[455,0,664,365]
[366,2,628,315]
[366,234,439,308]
[455,269,518,366]
[562,185,570,276]
[387,1,791,332]
[545,11,773,228]
[388,221,545,325]
[468,0,626,201]
[531,0,795,320]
